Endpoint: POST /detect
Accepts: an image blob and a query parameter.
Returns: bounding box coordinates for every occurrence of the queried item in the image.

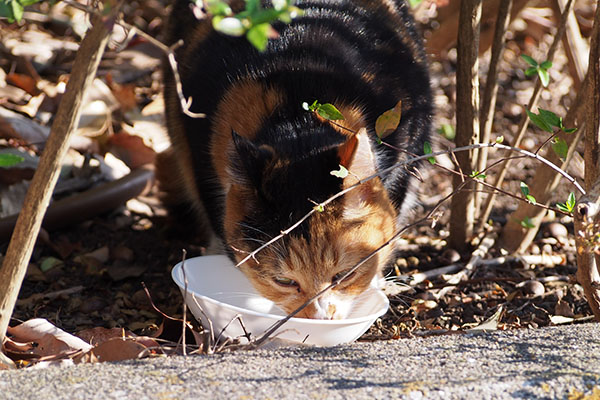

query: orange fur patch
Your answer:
[211,80,283,185]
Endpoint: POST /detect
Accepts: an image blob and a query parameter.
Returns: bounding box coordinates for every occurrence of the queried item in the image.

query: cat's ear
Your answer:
[230,130,276,185]
[337,129,387,218]
[337,128,377,183]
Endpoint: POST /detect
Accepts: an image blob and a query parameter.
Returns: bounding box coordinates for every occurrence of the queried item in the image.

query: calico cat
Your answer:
[160,0,433,319]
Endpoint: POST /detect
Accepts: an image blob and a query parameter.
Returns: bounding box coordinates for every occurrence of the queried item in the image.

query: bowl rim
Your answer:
[171,257,390,326]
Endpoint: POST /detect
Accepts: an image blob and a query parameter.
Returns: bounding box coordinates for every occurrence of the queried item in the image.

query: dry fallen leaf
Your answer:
[77,326,134,346]
[375,100,402,141]
[7,318,93,357]
[107,132,156,169]
[6,73,40,96]
[85,337,149,362]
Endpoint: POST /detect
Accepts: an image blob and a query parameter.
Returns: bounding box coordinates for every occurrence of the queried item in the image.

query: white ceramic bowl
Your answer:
[171,255,389,346]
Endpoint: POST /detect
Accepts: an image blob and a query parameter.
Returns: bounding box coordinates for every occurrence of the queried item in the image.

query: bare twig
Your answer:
[235,141,585,270]
[549,0,589,90]
[476,0,512,213]
[435,232,497,299]
[405,253,565,285]
[250,170,481,347]
[181,249,188,356]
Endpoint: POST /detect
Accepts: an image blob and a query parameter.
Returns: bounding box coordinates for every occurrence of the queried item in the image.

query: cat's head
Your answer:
[222,125,397,319]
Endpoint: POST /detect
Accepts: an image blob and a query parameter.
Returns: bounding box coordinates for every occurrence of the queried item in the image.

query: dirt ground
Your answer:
[1,0,597,347]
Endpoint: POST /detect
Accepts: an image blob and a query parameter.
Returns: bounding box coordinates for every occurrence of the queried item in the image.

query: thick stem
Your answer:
[449,0,482,251]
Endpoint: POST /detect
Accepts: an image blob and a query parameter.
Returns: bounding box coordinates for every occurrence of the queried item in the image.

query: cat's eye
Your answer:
[273,276,299,288]
[332,269,356,283]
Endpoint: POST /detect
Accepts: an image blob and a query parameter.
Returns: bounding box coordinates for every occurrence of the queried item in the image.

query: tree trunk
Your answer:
[575,2,600,322]
[0,12,114,347]
[449,0,482,251]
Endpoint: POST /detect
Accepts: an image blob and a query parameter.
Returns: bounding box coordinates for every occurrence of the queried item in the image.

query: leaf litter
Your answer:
[1,0,598,368]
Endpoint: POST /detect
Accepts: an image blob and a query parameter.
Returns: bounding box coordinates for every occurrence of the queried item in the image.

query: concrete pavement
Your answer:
[1,323,599,399]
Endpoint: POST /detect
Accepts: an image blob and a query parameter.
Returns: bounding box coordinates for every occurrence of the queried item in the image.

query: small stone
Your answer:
[112,245,135,262]
[529,244,541,255]
[415,292,436,301]
[407,256,420,267]
[554,300,574,318]
[545,222,568,239]
[518,280,545,296]
[395,258,408,268]
[79,296,107,313]
[442,248,461,263]
[541,244,553,255]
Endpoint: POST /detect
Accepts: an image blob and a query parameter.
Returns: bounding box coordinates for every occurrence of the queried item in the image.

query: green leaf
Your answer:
[437,124,455,140]
[375,100,402,141]
[272,0,287,11]
[469,171,486,180]
[526,194,536,204]
[562,127,577,134]
[540,60,553,70]
[0,153,24,167]
[525,67,538,77]
[316,103,345,121]
[206,0,233,16]
[538,68,550,87]
[213,16,246,36]
[557,192,576,213]
[408,0,423,7]
[495,135,504,144]
[526,109,553,133]
[11,0,24,22]
[40,256,63,272]
[0,2,13,22]
[313,204,324,212]
[552,137,568,161]
[538,108,561,128]
[330,164,349,179]
[520,216,536,229]
[245,0,261,14]
[423,141,435,165]
[520,181,530,197]
[566,192,576,210]
[246,23,270,51]
[521,54,538,67]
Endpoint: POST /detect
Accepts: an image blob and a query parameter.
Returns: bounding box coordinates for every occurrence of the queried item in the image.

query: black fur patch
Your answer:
[163,0,433,249]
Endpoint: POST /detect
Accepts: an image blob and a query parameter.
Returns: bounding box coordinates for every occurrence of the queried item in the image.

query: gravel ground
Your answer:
[2,323,600,399]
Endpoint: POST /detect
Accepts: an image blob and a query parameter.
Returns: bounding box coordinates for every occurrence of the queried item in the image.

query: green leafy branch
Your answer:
[557,192,576,213]
[521,54,552,87]
[302,100,345,121]
[204,0,302,51]
[526,107,577,161]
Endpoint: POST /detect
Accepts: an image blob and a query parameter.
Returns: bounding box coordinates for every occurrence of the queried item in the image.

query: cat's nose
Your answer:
[316,297,337,319]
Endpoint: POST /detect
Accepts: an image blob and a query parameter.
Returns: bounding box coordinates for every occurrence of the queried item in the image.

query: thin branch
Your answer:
[235,141,585,269]
[478,0,576,225]
[251,180,461,348]
[476,0,512,211]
